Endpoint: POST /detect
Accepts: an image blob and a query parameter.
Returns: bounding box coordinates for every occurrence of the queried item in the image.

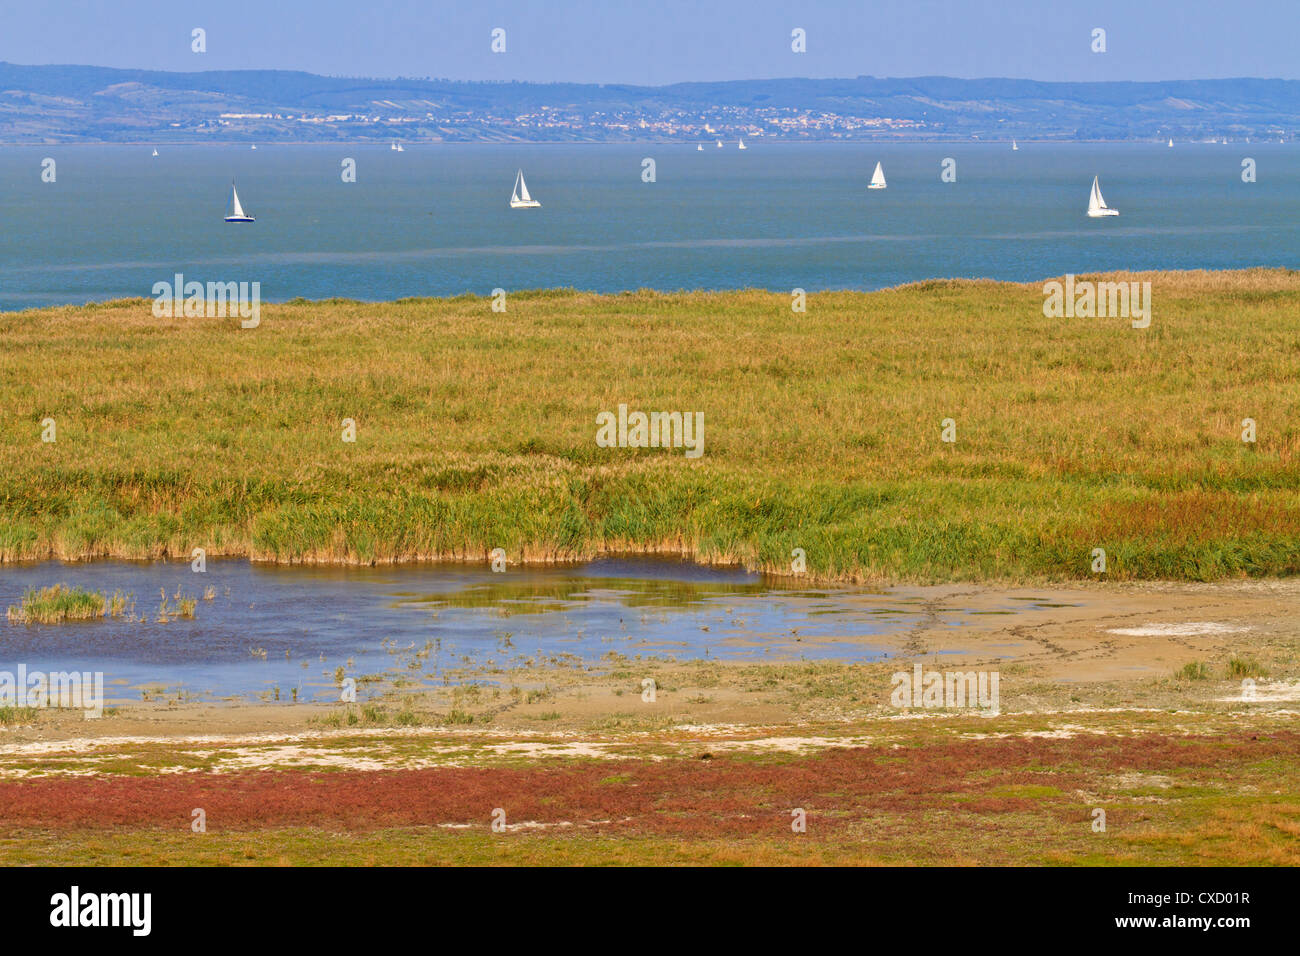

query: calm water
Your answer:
[1,143,1296,310]
[0,558,922,702]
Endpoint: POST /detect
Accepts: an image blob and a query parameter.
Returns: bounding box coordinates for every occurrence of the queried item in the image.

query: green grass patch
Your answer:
[4,271,1300,582]
[5,584,128,624]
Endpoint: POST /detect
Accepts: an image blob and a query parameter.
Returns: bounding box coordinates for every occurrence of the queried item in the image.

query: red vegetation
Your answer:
[0,731,1291,837]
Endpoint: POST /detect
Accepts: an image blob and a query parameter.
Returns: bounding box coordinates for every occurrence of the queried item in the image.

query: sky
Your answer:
[4,0,1298,85]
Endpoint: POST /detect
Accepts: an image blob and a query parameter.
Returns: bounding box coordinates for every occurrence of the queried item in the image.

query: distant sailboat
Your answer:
[738,139,746,150]
[1168,138,1174,147]
[152,148,159,157]
[716,139,723,148]
[1012,139,1019,151]
[250,144,257,150]
[509,169,541,209]
[224,181,255,223]
[396,143,404,152]
[1086,176,1118,217]
[391,142,398,151]
[868,161,887,190]
[696,144,703,151]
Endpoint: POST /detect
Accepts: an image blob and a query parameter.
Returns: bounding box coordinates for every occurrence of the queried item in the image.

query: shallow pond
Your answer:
[0,557,1060,703]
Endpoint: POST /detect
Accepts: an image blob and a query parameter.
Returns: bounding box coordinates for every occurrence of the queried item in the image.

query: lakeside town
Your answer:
[3,62,1296,143]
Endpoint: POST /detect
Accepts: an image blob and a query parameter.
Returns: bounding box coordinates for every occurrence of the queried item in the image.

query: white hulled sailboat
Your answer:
[868,161,887,190]
[509,169,541,209]
[1086,176,1118,217]
[224,181,255,222]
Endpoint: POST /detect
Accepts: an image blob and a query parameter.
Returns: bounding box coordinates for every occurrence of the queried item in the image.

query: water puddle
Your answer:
[0,558,1059,703]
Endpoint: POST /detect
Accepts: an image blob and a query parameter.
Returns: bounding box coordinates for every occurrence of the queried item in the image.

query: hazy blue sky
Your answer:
[5,0,1298,84]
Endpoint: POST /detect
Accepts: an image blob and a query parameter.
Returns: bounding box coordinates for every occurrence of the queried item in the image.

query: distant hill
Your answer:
[2,62,1298,143]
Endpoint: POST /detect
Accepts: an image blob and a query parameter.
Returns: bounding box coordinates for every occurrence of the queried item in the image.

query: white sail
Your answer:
[224,181,254,222]
[716,139,723,148]
[868,161,887,189]
[510,169,540,208]
[152,148,159,157]
[1012,139,1018,150]
[696,144,703,151]
[1087,175,1118,217]
[738,138,746,149]
[1168,138,1174,147]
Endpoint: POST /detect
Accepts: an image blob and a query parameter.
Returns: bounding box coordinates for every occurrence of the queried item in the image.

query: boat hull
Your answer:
[1086,209,1119,217]
[867,184,887,190]
[224,216,256,223]
[509,201,541,209]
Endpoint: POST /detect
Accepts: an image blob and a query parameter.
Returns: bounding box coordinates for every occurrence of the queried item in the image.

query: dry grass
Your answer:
[1,268,1297,581]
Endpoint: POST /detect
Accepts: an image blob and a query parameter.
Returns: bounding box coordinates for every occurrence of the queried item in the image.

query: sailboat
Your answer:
[1086,176,1118,217]
[738,139,746,150]
[696,144,703,151]
[396,143,404,152]
[151,148,159,157]
[391,142,398,151]
[224,181,255,222]
[250,144,257,150]
[1012,139,1019,151]
[716,139,723,148]
[509,169,541,209]
[1168,138,1174,147]
[868,161,887,190]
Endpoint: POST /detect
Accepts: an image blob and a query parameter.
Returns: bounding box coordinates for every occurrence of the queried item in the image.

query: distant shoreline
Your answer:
[0,139,1287,147]
[4,64,1295,145]
[5,267,1294,317]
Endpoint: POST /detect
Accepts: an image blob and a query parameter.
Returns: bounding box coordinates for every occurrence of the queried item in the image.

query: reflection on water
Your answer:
[0,557,916,703]
[397,557,771,615]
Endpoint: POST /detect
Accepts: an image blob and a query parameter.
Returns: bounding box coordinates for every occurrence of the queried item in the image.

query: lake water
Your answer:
[2,143,1296,311]
[0,558,893,702]
[0,557,1080,703]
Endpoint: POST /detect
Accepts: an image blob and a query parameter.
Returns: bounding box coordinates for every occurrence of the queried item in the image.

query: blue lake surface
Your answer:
[1,143,1296,311]
[0,558,925,702]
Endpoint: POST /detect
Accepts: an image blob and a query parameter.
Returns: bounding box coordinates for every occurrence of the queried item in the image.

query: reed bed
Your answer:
[1,268,1297,582]
[6,584,126,624]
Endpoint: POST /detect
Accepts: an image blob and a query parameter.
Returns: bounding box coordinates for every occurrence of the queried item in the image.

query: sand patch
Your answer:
[1104,622,1248,637]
